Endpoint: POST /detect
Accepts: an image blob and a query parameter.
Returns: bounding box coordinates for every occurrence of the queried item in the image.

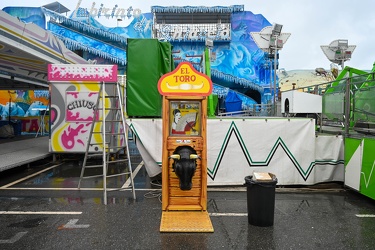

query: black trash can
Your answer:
[244,173,277,227]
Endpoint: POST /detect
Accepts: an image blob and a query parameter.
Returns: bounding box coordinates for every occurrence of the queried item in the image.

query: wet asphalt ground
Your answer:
[0,155,375,249]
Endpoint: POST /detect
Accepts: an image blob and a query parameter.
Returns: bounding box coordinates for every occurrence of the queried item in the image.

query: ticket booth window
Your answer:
[170,100,201,136]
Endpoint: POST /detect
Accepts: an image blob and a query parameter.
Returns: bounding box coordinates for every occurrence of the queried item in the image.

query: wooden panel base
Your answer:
[167,204,202,211]
[160,211,214,232]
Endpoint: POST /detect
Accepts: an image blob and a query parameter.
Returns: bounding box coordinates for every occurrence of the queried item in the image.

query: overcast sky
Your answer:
[2,0,375,70]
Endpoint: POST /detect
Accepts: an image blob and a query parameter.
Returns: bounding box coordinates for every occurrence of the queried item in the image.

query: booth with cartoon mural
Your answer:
[48,64,122,153]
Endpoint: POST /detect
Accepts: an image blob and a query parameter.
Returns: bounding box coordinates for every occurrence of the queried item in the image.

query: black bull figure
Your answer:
[170,146,199,190]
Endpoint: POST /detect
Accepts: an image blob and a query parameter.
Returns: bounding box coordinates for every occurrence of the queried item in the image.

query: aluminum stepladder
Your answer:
[78,80,136,204]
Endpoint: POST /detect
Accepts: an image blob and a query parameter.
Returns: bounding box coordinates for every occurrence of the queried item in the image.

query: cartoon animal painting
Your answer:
[1,102,26,117]
[24,101,45,117]
[0,104,4,117]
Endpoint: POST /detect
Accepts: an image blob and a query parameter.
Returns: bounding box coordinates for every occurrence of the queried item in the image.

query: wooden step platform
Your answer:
[160,211,214,233]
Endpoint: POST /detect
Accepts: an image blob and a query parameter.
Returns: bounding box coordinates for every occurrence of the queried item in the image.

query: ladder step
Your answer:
[106,187,134,192]
[107,172,132,178]
[81,174,103,179]
[100,96,119,99]
[90,141,111,146]
[88,142,109,145]
[82,164,103,169]
[87,151,108,155]
[86,153,107,158]
[106,146,126,149]
[82,161,129,168]
[80,172,132,180]
[93,120,123,122]
[107,159,128,164]
[92,132,126,136]
[96,108,121,110]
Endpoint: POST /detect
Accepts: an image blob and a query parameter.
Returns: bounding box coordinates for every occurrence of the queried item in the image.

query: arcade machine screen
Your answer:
[170,101,201,136]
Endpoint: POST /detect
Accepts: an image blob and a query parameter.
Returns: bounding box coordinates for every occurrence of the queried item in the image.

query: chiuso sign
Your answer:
[74,0,142,19]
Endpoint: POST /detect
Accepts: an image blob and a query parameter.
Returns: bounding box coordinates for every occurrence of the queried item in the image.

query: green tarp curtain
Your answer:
[126,39,173,117]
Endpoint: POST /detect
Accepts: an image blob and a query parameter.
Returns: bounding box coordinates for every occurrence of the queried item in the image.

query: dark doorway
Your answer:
[284,98,290,115]
[244,90,261,104]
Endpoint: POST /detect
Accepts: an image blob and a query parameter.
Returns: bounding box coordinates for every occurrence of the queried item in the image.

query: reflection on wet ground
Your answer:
[0,144,375,249]
[10,152,150,190]
[1,187,375,249]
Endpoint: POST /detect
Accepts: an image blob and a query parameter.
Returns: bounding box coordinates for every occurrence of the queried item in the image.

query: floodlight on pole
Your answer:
[271,23,283,36]
[321,39,356,69]
[270,24,282,116]
[250,24,290,115]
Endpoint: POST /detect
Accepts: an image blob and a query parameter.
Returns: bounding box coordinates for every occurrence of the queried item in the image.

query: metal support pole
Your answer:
[344,77,351,137]
[272,35,279,116]
[102,82,107,205]
[269,55,273,109]
[274,38,278,116]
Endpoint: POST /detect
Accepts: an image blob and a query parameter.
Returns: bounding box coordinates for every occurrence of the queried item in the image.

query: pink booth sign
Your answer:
[48,64,118,82]
[48,64,122,153]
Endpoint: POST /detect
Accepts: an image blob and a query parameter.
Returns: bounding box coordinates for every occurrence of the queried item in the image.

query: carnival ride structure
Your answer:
[320,63,375,201]
[276,62,375,200]
[2,5,276,114]
[322,64,375,132]
[0,4,355,192]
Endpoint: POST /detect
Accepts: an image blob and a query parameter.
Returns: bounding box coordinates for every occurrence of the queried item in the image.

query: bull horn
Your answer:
[169,154,181,160]
[166,82,204,90]
[192,82,204,90]
[166,82,179,90]
[189,154,200,159]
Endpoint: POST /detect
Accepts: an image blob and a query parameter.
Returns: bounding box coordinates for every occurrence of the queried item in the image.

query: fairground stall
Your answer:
[2,3,345,188]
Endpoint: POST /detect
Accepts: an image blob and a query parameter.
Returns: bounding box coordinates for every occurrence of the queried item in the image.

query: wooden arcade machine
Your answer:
[158,62,214,232]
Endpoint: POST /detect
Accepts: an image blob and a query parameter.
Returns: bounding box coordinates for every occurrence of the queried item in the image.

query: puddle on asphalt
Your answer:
[8,217,47,228]
[1,195,142,205]
[12,159,149,189]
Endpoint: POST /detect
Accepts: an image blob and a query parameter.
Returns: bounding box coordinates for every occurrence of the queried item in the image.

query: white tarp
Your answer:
[128,118,344,185]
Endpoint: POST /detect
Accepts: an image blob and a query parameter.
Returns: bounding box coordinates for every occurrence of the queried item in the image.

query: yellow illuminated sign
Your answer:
[158,62,212,96]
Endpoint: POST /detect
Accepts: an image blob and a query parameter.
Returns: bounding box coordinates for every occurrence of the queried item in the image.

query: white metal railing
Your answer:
[217,104,273,117]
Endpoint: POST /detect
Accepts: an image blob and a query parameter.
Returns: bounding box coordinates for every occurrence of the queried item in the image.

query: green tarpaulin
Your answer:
[126,39,173,117]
